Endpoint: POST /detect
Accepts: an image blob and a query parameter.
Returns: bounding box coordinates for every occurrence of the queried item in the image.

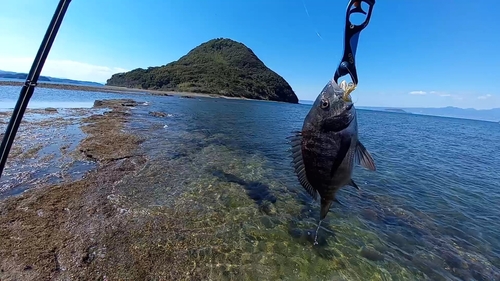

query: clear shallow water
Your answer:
[1,85,500,280]
[0,85,144,109]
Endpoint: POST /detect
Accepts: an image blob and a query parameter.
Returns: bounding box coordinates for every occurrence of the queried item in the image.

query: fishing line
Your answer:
[302,0,324,40]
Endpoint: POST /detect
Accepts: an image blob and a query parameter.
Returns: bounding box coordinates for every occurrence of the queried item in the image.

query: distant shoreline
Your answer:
[0,80,252,101]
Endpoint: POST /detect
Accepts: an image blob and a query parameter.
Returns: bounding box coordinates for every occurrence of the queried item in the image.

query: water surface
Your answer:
[1,85,499,280]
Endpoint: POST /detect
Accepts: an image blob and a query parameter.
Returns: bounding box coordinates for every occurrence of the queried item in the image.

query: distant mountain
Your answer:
[0,70,103,87]
[359,106,500,122]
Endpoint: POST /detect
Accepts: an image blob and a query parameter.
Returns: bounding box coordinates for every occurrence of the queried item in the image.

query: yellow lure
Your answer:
[339,80,356,102]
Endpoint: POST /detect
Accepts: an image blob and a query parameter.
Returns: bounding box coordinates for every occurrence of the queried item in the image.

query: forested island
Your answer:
[106,38,299,103]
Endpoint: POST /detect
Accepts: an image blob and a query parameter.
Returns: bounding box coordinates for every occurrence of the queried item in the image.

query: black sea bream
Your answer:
[290,79,376,220]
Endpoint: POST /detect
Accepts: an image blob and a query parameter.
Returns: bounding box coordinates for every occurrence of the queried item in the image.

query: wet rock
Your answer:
[440,250,468,269]
[82,245,98,264]
[288,228,302,239]
[451,268,474,280]
[361,208,380,222]
[308,230,326,246]
[412,252,448,280]
[44,107,58,112]
[93,99,140,108]
[180,95,194,99]
[148,111,167,118]
[360,246,384,261]
[387,232,408,248]
[259,200,276,216]
[260,216,275,229]
[372,242,389,254]
[468,262,497,281]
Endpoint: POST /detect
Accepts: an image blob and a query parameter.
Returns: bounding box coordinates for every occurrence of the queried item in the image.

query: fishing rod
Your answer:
[334,0,375,87]
[0,0,72,179]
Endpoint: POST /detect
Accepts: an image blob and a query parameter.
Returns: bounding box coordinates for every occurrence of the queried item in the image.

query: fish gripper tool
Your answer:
[334,0,376,87]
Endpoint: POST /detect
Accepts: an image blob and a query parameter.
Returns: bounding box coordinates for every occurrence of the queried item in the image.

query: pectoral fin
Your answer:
[355,140,376,171]
[330,134,352,177]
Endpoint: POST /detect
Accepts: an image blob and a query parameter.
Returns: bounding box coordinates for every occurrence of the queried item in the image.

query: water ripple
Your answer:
[2,86,499,280]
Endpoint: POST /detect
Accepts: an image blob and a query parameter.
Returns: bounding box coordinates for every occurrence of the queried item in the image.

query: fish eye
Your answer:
[320,98,329,109]
[346,103,353,110]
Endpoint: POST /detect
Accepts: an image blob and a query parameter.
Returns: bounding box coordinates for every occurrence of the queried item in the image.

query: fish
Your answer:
[289,79,376,221]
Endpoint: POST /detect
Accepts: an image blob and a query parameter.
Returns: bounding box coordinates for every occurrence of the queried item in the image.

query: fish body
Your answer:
[290,79,375,220]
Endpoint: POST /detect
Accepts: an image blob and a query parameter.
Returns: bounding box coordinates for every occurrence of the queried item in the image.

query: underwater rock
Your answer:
[93,99,140,108]
[360,246,384,261]
[149,111,167,118]
[260,216,275,229]
[259,200,276,216]
[440,250,468,269]
[361,208,380,222]
[468,261,498,281]
[411,252,448,280]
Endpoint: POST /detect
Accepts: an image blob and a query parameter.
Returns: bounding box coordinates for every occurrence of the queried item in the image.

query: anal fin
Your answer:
[348,178,360,190]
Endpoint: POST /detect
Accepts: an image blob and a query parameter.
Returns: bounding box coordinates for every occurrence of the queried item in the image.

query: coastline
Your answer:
[0,99,149,280]
[0,97,289,280]
[0,80,255,101]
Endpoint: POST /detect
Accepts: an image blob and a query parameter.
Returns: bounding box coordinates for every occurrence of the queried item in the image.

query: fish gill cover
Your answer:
[106,38,299,103]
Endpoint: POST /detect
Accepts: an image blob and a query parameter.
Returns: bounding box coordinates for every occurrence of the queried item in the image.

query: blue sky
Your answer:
[1,0,499,109]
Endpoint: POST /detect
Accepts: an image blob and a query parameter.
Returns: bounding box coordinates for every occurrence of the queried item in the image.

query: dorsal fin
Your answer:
[289,132,318,201]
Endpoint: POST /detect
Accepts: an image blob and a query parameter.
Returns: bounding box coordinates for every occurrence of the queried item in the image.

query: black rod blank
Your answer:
[0,0,72,179]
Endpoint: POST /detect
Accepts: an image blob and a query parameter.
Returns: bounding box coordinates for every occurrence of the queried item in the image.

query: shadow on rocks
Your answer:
[210,169,277,215]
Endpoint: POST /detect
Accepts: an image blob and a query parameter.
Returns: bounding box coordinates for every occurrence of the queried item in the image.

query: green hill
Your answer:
[106,38,298,103]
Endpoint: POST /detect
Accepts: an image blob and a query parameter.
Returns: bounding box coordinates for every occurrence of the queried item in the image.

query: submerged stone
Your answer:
[360,246,384,261]
[149,111,167,118]
[259,200,277,216]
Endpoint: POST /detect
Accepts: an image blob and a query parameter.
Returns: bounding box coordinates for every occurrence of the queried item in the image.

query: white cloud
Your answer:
[0,57,128,83]
[427,91,452,97]
[409,90,426,95]
[477,94,492,100]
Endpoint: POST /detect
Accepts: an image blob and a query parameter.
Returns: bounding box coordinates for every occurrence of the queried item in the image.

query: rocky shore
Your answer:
[0,99,151,280]
[0,80,250,100]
